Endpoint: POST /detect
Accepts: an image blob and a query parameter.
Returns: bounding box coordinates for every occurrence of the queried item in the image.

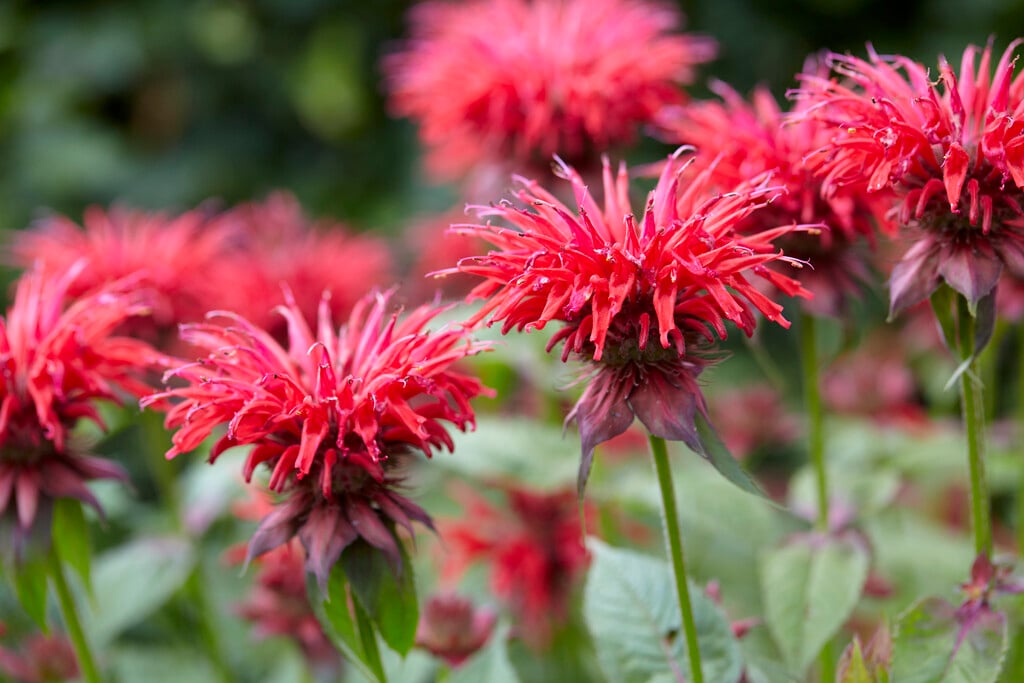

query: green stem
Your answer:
[354,597,388,683]
[800,313,835,683]
[49,552,102,683]
[957,297,992,558]
[1017,325,1024,557]
[648,434,704,683]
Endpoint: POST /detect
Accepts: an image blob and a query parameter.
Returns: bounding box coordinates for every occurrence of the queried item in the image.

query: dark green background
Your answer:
[0,0,1019,233]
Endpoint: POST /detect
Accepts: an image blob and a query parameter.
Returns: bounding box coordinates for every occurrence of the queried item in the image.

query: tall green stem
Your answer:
[49,552,102,683]
[800,313,834,682]
[648,434,704,683]
[956,298,992,558]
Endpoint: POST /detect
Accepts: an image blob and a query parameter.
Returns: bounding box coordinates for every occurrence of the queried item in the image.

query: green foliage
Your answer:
[341,539,419,658]
[8,554,50,630]
[52,498,91,589]
[584,539,743,683]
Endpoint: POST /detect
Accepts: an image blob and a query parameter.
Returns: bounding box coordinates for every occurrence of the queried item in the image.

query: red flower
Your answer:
[212,192,393,343]
[10,205,236,347]
[143,290,490,588]
[659,77,890,316]
[448,152,811,488]
[415,592,497,667]
[441,484,590,650]
[0,263,160,554]
[0,627,79,683]
[385,0,715,179]
[792,41,1024,316]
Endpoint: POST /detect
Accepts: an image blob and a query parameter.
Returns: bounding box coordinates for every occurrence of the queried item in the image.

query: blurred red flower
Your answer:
[659,76,890,316]
[144,290,490,588]
[448,152,811,488]
[415,592,497,666]
[441,485,590,650]
[385,0,715,179]
[0,626,78,683]
[0,263,161,554]
[793,41,1024,316]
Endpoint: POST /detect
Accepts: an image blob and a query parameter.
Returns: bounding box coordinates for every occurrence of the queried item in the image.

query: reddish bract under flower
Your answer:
[441,484,590,650]
[10,205,236,347]
[793,41,1024,315]
[660,78,890,316]
[385,0,715,179]
[448,153,811,488]
[144,290,490,588]
[212,192,393,343]
[415,592,497,667]
[0,263,161,554]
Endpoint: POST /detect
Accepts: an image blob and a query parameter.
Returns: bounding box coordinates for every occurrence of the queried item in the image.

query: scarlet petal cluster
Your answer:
[144,290,490,587]
[660,78,888,315]
[450,153,810,486]
[441,485,589,650]
[385,0,715,178]
[793,41,1024,316]
[0,263,160,553]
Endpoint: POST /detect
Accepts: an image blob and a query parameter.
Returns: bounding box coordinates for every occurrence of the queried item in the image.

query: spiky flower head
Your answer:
[0,262,161,555]
[143,290,490,588]
[385,0,716,179]
[792,41,1024,317]
[448,152,811,489]
[659,76,890,316]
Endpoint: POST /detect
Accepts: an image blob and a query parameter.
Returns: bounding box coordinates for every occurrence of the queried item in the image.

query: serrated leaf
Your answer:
[891,597,1007,683]
[695,412,766,499]
[760,533,869,674]
[310,563,385,683]
[584,539,743,683]
[341,538,418,656]
[80,536,196,646]
[52,498,91,589]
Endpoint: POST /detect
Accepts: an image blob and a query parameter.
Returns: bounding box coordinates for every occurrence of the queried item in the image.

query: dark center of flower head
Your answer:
[0,403,61,466]
[597,337,685,367]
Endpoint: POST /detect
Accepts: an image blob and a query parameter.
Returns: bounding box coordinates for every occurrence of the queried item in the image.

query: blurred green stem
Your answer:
[1017,325,1024,557]
[49,551,102,683]
[799,312,834,683]
[956,297,992,558]
[648,434,704,683]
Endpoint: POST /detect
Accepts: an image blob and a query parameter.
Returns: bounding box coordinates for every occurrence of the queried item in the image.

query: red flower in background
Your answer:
[144,290,490,588]
[448,152,811,489]
[385,0,715,179]
[793,41,1024,316]
[213,192,393,342]
[441,485,590,650]
[415,592,497,666]
[0,625,79,683]
[0,263,161,554]
[659,76,890,316]
[10,205,236,348]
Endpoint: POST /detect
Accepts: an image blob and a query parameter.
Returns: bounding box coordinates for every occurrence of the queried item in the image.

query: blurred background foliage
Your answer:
[1,0,1023,239]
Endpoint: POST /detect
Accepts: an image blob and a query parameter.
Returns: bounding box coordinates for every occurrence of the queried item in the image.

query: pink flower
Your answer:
[440,484,590,650]
[659,76,890,316]
[0,627,79,683]
[143,290,490,588]
[10,205,236,348]
[415,592,497,666]
[792,41,1024,316]
[447,152,811,488]
[385,0,715,179]
[212,192,393,343]
[0,263,161,554]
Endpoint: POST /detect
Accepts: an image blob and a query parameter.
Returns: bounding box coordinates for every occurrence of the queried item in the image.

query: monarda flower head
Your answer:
[0,263,161,556]
[448,152,812,489]
[791,40,1024,318]
[142,290,490,589]
[385,0,716,180]
[659,77,890,316]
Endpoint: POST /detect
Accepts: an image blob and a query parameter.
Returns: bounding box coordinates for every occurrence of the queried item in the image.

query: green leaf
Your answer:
[583,539,743,683]
[310,562,386,683]
[80,536,196,646]
[695,412,767,499]
[448,624,519,683]
[760,533,870,674]
[52,498,91,589]
[891,597,1008,683]
[341,539,418,656]
[929,286,958,350]
[110,646,220,683]
[8,554,50,629]
[838,638,874,683]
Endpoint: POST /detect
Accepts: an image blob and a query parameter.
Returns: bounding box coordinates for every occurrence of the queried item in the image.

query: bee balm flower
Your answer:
[143,290,490,588]
[447,152,812,489]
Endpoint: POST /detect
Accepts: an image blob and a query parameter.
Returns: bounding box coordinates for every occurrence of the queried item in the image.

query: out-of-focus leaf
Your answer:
[760,533,869,674]
[584,539,743,683]
[52,498,90,589]
[8,554,49,630]
[111,646,219,683]
[695,412,767,499]
[891,597,1007,683]
[448,623,519,683]
[310,564,385,683]
[342,539,418,657]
